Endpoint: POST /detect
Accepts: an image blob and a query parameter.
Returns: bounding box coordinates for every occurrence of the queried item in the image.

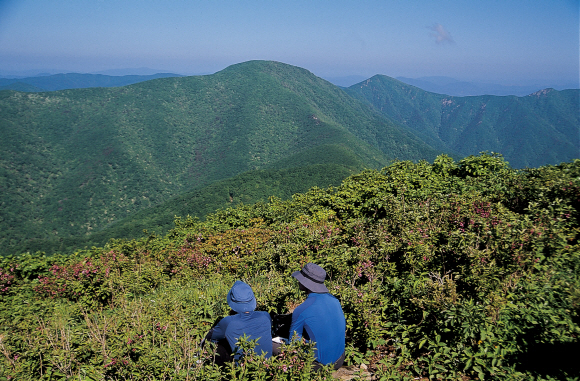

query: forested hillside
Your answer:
[1,60,578,258]
[347,75,579,168]
[12,160,363,256]
[1,154,578,380]
[0,61,440,255]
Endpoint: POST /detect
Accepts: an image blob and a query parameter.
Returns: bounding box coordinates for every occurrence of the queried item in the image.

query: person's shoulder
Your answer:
[327,293,340,301]
[294,295,317,315]
[219,314,238,324]
[312,292,335,299]
[317,292,343,306]
[253,311,271,320]
[214,314,236,331]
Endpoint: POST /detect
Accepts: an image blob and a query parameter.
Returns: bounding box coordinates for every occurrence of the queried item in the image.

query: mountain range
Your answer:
[0,60,578,255]
[395,76,579,97]
[4,71,576,97]
[346,75,579,168]
[0,73,183,92]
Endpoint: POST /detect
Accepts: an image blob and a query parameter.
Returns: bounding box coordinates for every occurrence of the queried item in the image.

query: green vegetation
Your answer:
[11,158,363,256]
[346,75,580,168]
[0,61,440,256]
[1,153,578,380]
[1,60,578,264]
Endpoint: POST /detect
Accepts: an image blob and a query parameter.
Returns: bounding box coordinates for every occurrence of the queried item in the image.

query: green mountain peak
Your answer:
[0,60,440,255]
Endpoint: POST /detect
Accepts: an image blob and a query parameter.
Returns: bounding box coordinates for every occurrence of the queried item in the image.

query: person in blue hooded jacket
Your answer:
[206,280,272,365]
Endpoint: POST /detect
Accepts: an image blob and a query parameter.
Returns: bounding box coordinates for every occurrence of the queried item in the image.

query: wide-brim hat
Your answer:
[291,263,329,293]
[227,280,257,313]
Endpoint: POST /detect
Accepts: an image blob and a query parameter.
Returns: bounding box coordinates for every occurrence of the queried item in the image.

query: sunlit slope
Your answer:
[347,75,579,168]
[0,60,440,254]
[12,157,362,256]
[82,144,371,252]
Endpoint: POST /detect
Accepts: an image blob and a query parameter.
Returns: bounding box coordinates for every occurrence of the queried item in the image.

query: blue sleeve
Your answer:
[210,316,231,341]
[289,314,304,341]
[289,300,311,341]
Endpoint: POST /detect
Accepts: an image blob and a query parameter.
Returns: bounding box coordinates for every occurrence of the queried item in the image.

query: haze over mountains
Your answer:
[3,69,577,97]
[324,75,578,96]
[394,76,579,97]
[1,60,578,256]
[0,73,184,92]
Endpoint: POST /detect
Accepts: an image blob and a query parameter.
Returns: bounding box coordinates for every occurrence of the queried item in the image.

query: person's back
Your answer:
[209,280,272,364]
[212,310,272,359]
[290,292,345,365]
[287,263,346,369]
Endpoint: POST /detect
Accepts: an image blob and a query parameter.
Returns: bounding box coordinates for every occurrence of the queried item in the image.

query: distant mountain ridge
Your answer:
[4,69,577,97]
[346,75,579,168]
[0,72,184,92]
[5,70,577,97]
[395,76,579,97]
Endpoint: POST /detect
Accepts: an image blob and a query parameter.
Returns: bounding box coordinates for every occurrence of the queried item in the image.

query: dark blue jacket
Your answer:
[211,311,272,359]
[290,293,346,365]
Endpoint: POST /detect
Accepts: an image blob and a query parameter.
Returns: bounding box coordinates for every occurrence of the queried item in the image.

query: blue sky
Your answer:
[0,0,578,87]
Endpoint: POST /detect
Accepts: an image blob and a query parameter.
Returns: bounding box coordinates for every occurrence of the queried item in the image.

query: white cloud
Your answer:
[428,23,455,44]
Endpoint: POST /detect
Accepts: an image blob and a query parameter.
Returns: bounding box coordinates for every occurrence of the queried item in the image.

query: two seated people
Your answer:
[205,263,346,371]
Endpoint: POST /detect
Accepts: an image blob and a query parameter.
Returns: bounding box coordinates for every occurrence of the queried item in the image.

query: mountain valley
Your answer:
[0,60,578,255]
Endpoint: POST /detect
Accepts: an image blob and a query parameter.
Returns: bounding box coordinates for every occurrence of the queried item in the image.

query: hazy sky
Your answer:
[0,0,578,86]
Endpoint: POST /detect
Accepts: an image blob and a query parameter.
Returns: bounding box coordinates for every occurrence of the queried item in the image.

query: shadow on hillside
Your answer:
[514,341,580,378]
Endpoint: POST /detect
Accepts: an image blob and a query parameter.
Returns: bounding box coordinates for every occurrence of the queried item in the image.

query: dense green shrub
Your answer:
[0,154,578,380]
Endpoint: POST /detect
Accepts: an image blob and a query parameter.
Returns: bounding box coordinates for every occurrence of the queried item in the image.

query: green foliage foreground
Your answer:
[1,153,579,380]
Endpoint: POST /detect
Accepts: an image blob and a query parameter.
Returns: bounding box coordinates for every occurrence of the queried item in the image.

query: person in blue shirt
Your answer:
[207,280,272,365]
[287,263,346,370]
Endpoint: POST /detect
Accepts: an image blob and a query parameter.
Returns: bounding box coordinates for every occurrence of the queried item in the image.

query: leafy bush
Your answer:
[0,154,578,380]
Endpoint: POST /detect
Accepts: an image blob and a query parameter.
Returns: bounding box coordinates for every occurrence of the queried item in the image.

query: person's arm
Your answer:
[209,317,230,341]
[289,310,305,341]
